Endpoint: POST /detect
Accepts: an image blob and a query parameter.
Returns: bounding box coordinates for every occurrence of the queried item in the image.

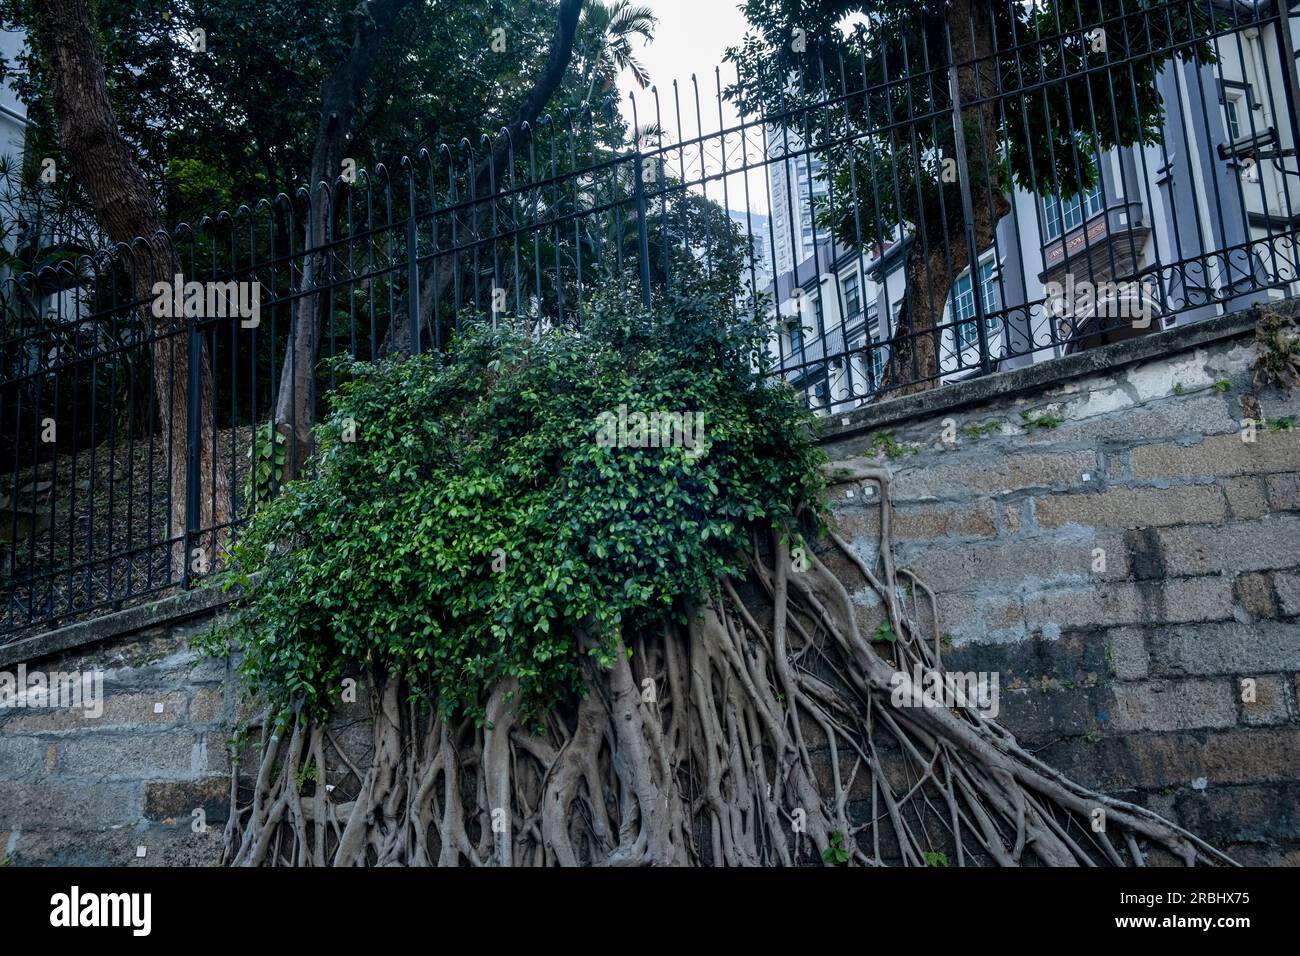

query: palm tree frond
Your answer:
[609,3,658,39]
[619,52,651,89]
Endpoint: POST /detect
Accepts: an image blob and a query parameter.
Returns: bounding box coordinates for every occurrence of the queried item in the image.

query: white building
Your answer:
[0,28,26,164]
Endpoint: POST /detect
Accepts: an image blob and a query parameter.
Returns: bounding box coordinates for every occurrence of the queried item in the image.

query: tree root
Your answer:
[222,466,1234,866]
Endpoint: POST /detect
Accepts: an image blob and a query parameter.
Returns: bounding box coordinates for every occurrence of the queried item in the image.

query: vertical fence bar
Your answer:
[407,207,422,356]
[946,39,992,376]
[1276,5,1300,166]
[633,150,653,310]
[183,313,202,589]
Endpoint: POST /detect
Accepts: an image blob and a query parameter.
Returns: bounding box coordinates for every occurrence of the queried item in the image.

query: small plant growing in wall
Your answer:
[1020,409,1063,430]
[866,430,919,460]
[1249,305,1300,392]
[823,832,850,865]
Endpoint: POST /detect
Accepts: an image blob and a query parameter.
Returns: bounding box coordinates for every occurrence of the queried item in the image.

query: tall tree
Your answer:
[576,1,657,104]
[385,0,586,356]
[30,0,231,574]
[273,0,415,475]
[7,0,614,479]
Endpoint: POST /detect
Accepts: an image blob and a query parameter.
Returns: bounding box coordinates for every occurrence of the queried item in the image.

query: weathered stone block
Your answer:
[1225,476,1269,519]
[4,690,187,734]
[1124,728,1300,788]
[1156,516,1300,576]
[1239,674,1290,726]
[1108,628,1150,680]
[891,450,1096,500]
[1110,679,1237,732]
[1026,394,1235,446]
[1266,472,1300,511]
[1275,571,1300,617]
[902,532,1128,596]
[58,732,195,779]
[994,685,1107,743]
[1146,621,1300,676]
[1235,572,1276,620]
[6,824,221,867]
[0,780,141,829]
[1034,485,1226,530]
[1131,430,1300,480]
[1031,737,1134,791]
[0,736,48,779]
[143,777,229,825]
[1023,577,1233,631]
[1173,783,1300,843]
[189,685,227,725]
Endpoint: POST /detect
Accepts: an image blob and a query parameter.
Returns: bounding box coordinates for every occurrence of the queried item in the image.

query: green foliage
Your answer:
[294,761,318,791]
[1,0,639,228]
[965,421,1000,441]
[1213,379,1232,392]
[1268,416,1295,432]
[873,621,897,644]
[244,422,288,513]
[206,288,823,724]
[822,831,850,865]
[866,431,917,460]
[923,850,949,867]
[1020,410,1064,430]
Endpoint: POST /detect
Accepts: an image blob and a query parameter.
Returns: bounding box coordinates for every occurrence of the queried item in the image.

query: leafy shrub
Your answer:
[207,288,823,724]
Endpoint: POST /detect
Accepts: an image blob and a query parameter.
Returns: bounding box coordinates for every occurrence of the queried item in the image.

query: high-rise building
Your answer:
[767,127,828,276]
[728,209,772,297]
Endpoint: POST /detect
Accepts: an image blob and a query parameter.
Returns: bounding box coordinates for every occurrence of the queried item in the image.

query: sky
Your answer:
[613,0,771,215]
[613,0,752,107]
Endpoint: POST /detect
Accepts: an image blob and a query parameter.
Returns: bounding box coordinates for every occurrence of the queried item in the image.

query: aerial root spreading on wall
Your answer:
[222,466,1233,867]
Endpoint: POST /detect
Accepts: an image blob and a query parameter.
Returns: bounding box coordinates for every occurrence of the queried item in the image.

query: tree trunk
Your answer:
[273,0,414,478]
[33,0,231,578]
[383,0,585,356]
[881,0,1010,396]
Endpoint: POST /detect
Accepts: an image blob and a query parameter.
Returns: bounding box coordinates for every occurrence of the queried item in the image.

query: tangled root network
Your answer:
[222,466,1233,867]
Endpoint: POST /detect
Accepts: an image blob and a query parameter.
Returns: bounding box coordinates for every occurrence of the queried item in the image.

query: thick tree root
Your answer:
[222,466,1234,866]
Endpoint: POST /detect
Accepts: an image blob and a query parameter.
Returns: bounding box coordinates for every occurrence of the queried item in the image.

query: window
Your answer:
[1043,181,1105,241]
[843,273,860,318]
[950,259,1000,351]
[1221,81,1254,143]
[1225,98,1241,140]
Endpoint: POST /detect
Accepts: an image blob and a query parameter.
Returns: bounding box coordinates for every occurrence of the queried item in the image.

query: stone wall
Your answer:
[819,306,1300,865]
[1,306,1297,865]
[0,618,234,865]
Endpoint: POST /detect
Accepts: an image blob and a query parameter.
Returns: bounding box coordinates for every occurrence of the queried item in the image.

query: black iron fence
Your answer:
[3,0,1299,637]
